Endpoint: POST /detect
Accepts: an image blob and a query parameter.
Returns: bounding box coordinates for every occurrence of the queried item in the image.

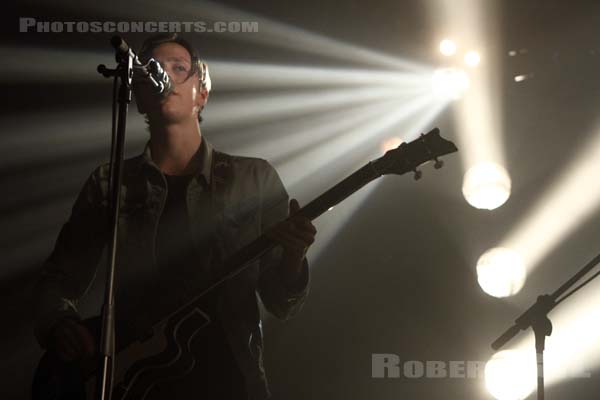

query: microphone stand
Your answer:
[94,35,132,400]
[491,249,600,400]
[95,35,167,400]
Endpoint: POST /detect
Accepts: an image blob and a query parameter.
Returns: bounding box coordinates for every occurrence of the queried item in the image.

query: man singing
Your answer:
[33,33,316,399]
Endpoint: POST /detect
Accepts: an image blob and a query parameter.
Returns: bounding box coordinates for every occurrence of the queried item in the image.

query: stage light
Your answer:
[513,74,533,83]
[431,68,470,100]
[439,39,457,56]
[476,247,526,298]
[464,50,481,67]
[485,350,536,400]
[462,162,511,210]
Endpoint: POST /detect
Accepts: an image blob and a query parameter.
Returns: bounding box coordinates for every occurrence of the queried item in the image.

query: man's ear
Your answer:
[194,86,209,113]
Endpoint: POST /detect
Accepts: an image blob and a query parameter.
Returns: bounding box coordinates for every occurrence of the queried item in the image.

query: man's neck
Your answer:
[149,119,203,176]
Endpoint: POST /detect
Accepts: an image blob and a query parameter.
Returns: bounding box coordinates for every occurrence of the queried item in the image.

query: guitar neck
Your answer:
[298,161,382,220]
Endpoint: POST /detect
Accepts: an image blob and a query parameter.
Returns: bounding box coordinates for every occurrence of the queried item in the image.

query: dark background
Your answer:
[2,0,600,399]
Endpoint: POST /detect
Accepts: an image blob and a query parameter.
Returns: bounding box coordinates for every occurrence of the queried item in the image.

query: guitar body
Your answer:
[32,307,211,400]
[113,307,211,400]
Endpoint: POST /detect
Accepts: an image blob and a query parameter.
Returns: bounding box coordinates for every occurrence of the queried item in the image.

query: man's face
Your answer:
[135,42,208,125]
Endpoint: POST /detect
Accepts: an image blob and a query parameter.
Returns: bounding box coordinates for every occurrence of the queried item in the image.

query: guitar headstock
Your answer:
[373,128,458,179]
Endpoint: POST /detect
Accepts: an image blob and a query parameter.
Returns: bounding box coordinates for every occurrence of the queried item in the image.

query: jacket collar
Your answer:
[139,137,213,185]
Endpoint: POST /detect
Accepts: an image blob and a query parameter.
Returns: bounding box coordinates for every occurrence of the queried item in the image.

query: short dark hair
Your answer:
[138,33,209,123]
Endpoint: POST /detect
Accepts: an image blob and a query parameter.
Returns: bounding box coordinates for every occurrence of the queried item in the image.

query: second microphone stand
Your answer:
[491,249,600,400]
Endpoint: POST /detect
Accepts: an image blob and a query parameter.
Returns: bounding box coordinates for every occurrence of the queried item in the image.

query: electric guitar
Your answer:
[32,127,458,399]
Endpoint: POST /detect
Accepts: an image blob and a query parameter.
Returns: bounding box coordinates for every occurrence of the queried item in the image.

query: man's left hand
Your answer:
[266,199,317,283]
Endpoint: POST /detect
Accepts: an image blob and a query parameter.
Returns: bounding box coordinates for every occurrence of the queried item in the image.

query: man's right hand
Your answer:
[51,318,96,362]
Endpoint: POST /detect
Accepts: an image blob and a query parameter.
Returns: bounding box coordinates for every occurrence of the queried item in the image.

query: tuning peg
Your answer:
[413,169,422,180]
[434,158,444,169]
[97,64,118,78]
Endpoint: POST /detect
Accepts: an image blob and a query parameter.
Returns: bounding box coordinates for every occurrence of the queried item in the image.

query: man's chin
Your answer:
[153,114,184,126]
[156,101,183,121]
[144,108,183,125]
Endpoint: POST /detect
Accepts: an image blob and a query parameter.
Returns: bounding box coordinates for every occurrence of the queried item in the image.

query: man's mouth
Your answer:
[159,91,178,101]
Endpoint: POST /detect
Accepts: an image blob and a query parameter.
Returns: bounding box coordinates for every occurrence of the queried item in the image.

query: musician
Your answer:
[33,33,316,399]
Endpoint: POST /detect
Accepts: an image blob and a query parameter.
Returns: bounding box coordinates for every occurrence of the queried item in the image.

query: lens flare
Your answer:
[439,39,457,56]
[464,50,481,67]
[380,137,404,153]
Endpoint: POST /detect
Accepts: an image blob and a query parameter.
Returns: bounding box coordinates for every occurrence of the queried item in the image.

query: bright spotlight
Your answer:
[477,247,526,298]
[485,350,536,400]
[431,68,470,100]
[439,39,457,56]
[380,137,403,153]
[464,50,481,67]
[462,162,511,210]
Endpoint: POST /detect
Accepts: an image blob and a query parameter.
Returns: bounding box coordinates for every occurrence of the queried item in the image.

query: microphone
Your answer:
[110,36,173,97]
[136,58,174,97]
